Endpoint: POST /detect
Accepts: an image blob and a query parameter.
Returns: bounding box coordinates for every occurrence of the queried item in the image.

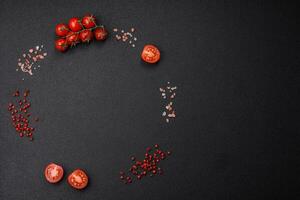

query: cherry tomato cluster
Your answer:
[55,14,108,52]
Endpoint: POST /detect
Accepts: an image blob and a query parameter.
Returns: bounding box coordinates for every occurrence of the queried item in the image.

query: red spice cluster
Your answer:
[55,14,108,52]
[120,144,171,184]
[7,89,38,141]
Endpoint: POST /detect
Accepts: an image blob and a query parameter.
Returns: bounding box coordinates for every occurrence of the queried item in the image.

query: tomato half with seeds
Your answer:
[44,163,64,183]
[68,169,89,190]
[141,44,161,64]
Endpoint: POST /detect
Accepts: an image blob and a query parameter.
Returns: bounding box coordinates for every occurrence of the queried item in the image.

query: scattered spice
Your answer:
[119,144,172,184]
[17,45,47,77]
[113,27,137,48]
[160,82,177,123]
[7,89,38,141]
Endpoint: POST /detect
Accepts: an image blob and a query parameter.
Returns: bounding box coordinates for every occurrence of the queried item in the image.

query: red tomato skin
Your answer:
[141,44,161,64]
[55,24,69,37]
[68,17,82,32]
[44,163,64,183]
[82,14,97,29]
[68,169,89,190]
[66,32,80,46]
[94,27,108,41]
[79,29,93,42]
[55,38,68,52]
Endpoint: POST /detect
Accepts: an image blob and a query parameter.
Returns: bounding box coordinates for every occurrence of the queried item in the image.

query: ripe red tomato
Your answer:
[82,14,97,29]
[68,17,82,32]
[79,29,93,42]
[55,24,69,37]
[94,27,108,41]
[55,38,68,52]
[44,163,64,183]
[141,45,161,64]
[68,169,89,190]
[66,32,80,46]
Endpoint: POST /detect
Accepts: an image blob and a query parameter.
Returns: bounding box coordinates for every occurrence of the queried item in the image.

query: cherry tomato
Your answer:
[55,24,69,37]
[68,169,89,190]
[55,38,68,52]
[44,163,64,183]
[66,32,80,46]
[68,17,82,32]
[94,27,108,41]
[141,45,161,64]
[82,14,97,29]
[79,29,93,42]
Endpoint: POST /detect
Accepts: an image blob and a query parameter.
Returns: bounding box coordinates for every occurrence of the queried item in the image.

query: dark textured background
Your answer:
[0,0,299,199]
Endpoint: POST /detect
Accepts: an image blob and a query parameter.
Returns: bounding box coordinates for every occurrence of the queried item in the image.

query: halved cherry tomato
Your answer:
[141,44,161,64]
[68,169,89,190]
[68,17,82,32]
[44,163,64,183]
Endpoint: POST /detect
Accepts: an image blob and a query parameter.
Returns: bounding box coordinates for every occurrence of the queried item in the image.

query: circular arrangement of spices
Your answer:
[7,12,175,194]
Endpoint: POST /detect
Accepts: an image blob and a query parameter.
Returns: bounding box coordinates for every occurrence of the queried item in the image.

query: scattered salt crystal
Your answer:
[17,45,47,77]
[160,82,178,123]
[113,27,138,48]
